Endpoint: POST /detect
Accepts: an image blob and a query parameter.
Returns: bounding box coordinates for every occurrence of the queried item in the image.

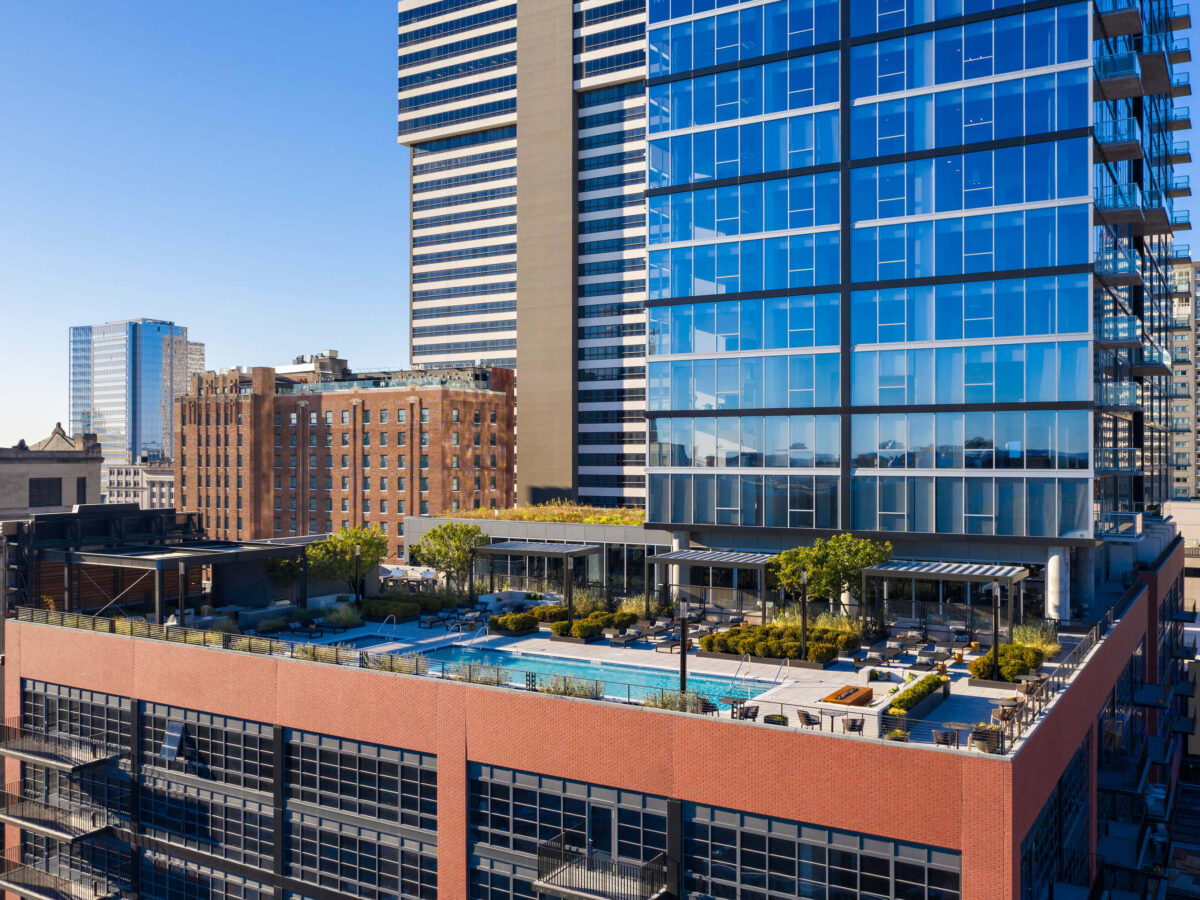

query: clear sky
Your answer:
[0,1,410,447]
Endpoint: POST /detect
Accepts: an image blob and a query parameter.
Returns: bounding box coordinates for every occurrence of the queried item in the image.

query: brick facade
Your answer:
[173,365,514,560]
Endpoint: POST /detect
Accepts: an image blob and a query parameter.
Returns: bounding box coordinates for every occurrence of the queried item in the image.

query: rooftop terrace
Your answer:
[11,570,1156,758]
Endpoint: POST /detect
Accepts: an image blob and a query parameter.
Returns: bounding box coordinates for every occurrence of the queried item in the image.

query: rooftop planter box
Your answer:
[695,649,838,670]
[882,674,948,733]
[548,634,604,645]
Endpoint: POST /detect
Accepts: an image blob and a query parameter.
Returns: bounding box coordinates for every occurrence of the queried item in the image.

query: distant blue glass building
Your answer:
[69,319,205,468]
[644,0,1190,610]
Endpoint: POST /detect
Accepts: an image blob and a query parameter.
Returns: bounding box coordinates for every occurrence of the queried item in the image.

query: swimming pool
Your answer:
[338,635,397,650]
[422,646,769,706]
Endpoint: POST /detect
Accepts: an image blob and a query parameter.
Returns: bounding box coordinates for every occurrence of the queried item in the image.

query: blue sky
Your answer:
[0,2,410,446]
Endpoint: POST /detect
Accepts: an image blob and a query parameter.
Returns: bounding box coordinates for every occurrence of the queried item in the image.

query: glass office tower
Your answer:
[69,319,205,469]
[645,0,1190,610]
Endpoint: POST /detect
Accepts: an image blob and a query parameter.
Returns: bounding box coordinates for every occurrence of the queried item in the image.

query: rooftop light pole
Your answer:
[800,568,808,660]
[353,543,361,603]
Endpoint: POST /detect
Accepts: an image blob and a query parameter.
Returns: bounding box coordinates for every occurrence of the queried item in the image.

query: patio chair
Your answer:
[843,717,864,735]
[909,661,935,673]
[418,615,438,629]
[763,713,788,726]
[932,729,959,748]
[740,706,760,722]
[700,698,720,716]
[655,638,683,654]
[853,657,872,672]
[798,710,820,730]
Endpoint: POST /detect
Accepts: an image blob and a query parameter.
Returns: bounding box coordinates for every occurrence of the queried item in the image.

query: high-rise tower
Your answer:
[397,0,649,508]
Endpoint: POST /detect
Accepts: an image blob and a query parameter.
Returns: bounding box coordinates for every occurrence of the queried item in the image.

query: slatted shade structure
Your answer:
[862,559,1031,679]
[475,542,603,626]
[862,560,1029,586]
[645,549,778,622]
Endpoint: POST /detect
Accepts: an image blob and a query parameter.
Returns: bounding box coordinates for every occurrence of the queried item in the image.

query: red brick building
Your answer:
[174,357,514,559]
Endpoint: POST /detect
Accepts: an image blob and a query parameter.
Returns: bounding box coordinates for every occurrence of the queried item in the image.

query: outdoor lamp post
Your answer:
[353,543,361,603]
[800,568,808,659]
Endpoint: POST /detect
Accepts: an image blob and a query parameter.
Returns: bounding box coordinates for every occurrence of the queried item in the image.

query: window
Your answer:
[75,477,87,505]
[362,409,371,424]
[452,408,460,423]
[380,410,389,424]
[420,455,429,469]
[30,477,63,508]
[342,411,350,424]
[420,409,430,423]
[398,409,407,423]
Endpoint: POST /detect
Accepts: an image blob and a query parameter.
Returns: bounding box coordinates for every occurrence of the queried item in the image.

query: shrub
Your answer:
[612,611,639,630]
[256,616,289,635]
[325,604,363,628]
[867,668,890,682]
[835,631,862,652]
[539,675,605,699]
[887,674,943,714]
[968,644,1044,682]
[491,612,537,633]
[450,663,509,686]
[884,728,910,741]
[570,620,604,641]
[644,690,706,713]
[549,620,571,636]
[807,643,838,664]
[1013,620,1061,659]
[531,605,568,623]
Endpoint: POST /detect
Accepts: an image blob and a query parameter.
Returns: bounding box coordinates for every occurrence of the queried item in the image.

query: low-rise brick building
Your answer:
[174,354,514,559]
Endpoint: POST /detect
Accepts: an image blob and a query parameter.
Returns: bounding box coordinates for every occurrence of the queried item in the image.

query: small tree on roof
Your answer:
[409,521,488,596]
[770,533,892,612]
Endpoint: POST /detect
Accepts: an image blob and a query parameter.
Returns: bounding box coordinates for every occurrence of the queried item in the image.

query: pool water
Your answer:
[422,646,769,706]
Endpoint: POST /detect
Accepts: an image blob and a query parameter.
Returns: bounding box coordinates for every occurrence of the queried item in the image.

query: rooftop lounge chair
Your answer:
[609,627,642,648]
[740,705,760,722]
[908,661,935,673]
[418,615,438,629]
[655,637,684,653]
[797,710,820,729]
[844,717,865,735]
[314,617,347,634]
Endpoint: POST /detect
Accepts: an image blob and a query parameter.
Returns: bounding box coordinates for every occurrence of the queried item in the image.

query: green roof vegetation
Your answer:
[446,500,645,526]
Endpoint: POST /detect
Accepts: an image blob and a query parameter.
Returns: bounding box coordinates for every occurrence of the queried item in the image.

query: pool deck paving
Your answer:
[313,616,1071,747]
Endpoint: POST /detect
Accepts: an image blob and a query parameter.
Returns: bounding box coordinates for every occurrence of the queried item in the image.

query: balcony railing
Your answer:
[1173,70,1191,96]
[1169,2,1191,29]
[0,848,120,900]
[1170,383,1191,397]
[1099,314,1144,344]
[1096,117,1144,161]
[1173,347,1193,364]
[0,720,121,773]
[1098,381,1143,409]
[1170,313,1192,330]
[1096,252,1144,287]
[1096,51,1144,100]
[1173,453,1192,467]
[0,785,112,843]
[1096,447,1143,471]
[1165,105,1192,130]
[1171,242,1192,261]
[1133,345,1172,375]
[1097,510,1144,538]
[1172,418,1192,431]
[536,832,668,900]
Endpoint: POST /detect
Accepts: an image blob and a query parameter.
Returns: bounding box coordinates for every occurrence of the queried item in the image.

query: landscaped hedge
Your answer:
[489,612,537,633]
[360,596,422,619]
[530,605,569,623]
[571,620,604,640]
[968,644,1044,682]
[698,623,860,660]
[888,674,943,714]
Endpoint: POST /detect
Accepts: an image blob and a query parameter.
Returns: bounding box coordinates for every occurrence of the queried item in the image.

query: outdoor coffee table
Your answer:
[942,721,975,744]
[720,697,748,717]
[820,709,847,731]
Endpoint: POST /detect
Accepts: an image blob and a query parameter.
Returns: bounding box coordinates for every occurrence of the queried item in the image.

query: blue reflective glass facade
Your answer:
[644,0,1184,544]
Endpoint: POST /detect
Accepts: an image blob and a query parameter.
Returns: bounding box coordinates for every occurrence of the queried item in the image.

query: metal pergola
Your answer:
[474,541,603,627]
[645,549,777,620]
[34,537,326,623]
[862,560,1030,677]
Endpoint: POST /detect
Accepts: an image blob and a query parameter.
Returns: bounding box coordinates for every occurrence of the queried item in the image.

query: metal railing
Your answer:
[0,784,112,840]
[537,831,667,900]
[0,718,122,771]
[0,847,119,899]
[11,607,1113,758]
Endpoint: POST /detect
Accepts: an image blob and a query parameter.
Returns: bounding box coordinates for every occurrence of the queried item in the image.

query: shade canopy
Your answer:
[475,541,602,559]
[646,549,776,569]
[862,560,1029,586]
[36,536,326,572]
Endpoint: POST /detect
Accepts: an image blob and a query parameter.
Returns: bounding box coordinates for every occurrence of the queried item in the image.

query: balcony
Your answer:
[1166,105,1193,130]
[1169,2,1191,30]
[1142,189,1176,234]
[1171,418,1192,431]
[1100,314,1145,346]
[1134,683,1171,708]
[1170,313,1192,330]
[1097,510,1144,538]
[0,851,120,900]
[1174,347,1193,364]
[0,721,121,773]
[1096,51,1145,100]
[1097,251,1144,289]
[535,832,668,900]
[1095,183,1145,225]
[1174,208,1192,231]
[1140,36,1189,93]
[1152,138,1193,165]
[1096,117,1144,162]
[1173,70,1191,96]
[1097,380,1143,411]
[1170,382,1192,397]
[1095,0,1144,35]
[1170,637,1197,659]
[1133,345,1172,377]
[1095,447,1142,472]
[1171,606,1197,623]
[1171,242,1193,262]
[0,786,112,844]
[1173,453,1192,467]
[1170,712,1195,734]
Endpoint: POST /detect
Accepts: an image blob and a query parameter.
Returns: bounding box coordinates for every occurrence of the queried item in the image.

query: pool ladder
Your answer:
[728,654,753,697]
[772,657,791,684]
[382,615,398,641]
